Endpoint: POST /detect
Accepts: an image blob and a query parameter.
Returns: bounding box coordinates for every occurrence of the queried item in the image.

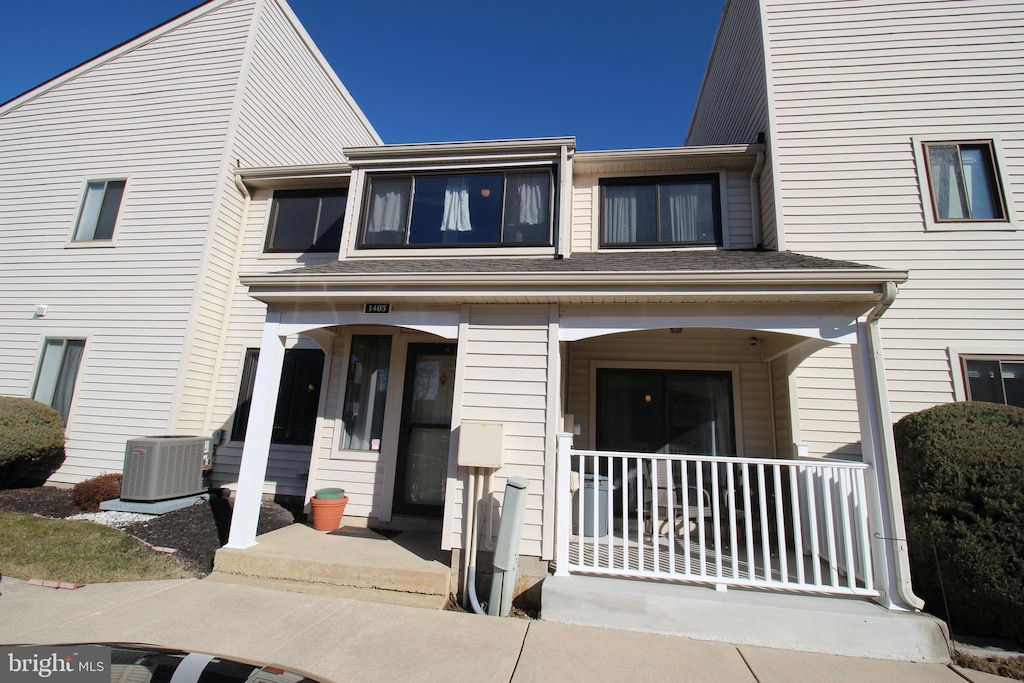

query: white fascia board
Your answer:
[344,137,576,163]
[236,164,352,188]
[241,267,908,290]
[574,143,763,167]
[0,0,238,116]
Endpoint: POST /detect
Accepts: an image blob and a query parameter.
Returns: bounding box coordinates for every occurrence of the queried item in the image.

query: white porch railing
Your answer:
[555,440,878,597]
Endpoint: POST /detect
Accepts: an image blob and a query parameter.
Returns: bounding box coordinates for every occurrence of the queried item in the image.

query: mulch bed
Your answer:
[0,486,300,575]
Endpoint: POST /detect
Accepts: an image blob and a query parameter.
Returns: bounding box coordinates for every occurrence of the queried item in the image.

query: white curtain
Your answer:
[662,183,714,242]
[508,173,546,225]
[440,178,473,232]
[366,178,409,238]
[604,186,639,242]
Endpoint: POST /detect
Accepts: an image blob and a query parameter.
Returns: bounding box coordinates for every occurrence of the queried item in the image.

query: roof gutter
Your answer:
[241,267,909,290]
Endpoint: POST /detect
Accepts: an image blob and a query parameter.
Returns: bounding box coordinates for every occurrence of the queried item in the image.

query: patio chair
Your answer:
[646,484,714,536]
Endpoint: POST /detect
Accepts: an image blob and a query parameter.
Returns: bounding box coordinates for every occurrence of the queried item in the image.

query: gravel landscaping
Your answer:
[0,486,300,575]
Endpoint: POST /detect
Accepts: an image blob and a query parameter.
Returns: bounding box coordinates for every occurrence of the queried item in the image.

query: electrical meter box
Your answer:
[457,420,505,468]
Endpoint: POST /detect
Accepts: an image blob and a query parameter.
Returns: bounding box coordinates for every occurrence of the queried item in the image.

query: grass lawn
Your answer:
[0,511,198,584]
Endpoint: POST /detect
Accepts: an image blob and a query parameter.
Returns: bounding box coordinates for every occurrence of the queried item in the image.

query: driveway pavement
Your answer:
[0,576,1010,682]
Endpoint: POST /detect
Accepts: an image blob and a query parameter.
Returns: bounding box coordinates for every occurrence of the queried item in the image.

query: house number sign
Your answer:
[364,303,391,314]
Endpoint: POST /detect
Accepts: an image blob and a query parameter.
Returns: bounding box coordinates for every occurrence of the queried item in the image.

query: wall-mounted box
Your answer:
[457,420,505,469]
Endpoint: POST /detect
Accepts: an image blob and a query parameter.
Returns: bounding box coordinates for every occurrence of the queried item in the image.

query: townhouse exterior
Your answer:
[5,0,1019,616]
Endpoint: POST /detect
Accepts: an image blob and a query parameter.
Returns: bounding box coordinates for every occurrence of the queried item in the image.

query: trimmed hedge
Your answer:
[71,472,123,512]
[0,397,66,485]
[894,401,1024,642]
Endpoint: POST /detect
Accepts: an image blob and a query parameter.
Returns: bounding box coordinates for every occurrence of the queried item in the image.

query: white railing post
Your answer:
[554,432,573,576]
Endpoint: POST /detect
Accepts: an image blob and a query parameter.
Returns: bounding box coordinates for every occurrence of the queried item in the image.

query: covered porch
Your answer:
[552,302,918,610]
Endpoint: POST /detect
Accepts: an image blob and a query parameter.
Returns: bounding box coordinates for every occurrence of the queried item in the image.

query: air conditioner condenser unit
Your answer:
[121,436,209,502]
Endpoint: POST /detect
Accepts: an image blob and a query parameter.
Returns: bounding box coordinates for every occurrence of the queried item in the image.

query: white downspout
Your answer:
[863,281,924,610]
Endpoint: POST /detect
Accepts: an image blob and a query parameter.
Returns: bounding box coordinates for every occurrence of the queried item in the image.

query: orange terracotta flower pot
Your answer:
[310,495,349,531]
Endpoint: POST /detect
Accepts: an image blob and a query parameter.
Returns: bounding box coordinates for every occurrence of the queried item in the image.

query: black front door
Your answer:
[393,343,457,517]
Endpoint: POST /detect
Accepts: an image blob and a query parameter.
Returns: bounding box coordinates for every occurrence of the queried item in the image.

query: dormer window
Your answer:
[359,170,552,248]
[265,188,347,253]
[600,174,721,247]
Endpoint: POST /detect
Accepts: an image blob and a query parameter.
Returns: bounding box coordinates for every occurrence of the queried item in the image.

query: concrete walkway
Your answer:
[0,576,1010,683]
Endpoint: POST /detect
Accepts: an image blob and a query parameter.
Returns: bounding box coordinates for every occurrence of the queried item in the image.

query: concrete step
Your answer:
[212,524,452,609]
[541,574,952,663]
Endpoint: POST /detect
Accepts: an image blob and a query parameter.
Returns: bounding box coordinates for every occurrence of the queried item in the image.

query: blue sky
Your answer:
[0,0,724,151]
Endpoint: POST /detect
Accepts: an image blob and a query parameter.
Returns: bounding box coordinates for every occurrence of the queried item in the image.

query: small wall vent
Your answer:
[121,436,209,502]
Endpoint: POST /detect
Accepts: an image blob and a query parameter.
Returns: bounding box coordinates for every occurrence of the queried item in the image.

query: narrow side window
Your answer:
[73,180,126,241]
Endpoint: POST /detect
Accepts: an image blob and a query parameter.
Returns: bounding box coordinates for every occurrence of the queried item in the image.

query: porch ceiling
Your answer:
[241,250,907,307]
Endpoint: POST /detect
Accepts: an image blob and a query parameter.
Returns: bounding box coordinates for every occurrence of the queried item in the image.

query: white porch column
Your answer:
[225,313,286,549]
[851,318,923,610]
[554,432,573,577]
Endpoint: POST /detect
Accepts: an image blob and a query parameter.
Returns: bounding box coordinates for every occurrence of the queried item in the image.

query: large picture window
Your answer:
[360,170,552,248]
[232,348,325,445]
[341,335,393,450]
[265,189,347,253]
[601,175,721,247]
[32,339,85,425]
[923,142,1006,223]
[962,356,1023,408]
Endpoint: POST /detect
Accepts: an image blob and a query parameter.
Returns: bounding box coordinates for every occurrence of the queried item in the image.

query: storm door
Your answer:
[393,343,457,517]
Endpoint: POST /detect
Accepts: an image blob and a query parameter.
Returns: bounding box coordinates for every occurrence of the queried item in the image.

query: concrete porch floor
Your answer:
[211,524,453,608]
[541,574,952,662]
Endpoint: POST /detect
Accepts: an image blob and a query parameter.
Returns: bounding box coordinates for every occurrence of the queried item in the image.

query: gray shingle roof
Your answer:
[277,250,876,277]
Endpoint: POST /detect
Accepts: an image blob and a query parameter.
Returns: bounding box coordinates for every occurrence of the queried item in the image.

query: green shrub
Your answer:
[71,473,122,513]
[0,397,66,485]
[894,401,1024,643]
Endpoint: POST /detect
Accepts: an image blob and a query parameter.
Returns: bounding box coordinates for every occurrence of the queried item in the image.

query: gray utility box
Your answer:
[121,436,209,502]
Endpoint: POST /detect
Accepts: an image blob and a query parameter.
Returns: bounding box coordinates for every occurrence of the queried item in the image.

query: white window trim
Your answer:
[913,135,1017,232]
[587,360,744,456]
[66,177,129,246]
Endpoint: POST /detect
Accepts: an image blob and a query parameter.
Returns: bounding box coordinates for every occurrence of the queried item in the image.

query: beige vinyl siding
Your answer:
[724,168,755,248]
[769,359,793,458]
[232,0,379,168]
[449,306,552,558]
[0,0,255,484]
[571,177,597,252]
[175,0,380,441]
[763,0,1024,429]
[687,0,768,147]
[201,189,340,498]
[566,328,774,460]
[687,0,778,248]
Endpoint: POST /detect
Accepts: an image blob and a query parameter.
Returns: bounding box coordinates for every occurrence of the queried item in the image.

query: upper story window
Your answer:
[962,355,1023,408]
[265,189,347,253]
[73,180,125,241]
[923,142,1007,223]
[600,174,721,247]
[359,170,552,248]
